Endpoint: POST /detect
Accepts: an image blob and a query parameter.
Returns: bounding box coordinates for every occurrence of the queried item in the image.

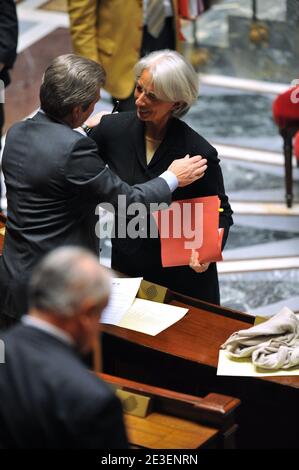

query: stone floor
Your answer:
[189,0,299,83]
[1,0,299,316]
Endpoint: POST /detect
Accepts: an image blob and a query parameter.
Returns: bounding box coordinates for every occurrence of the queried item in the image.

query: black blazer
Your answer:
[0,0,18,88]
[0,111,172,319]
[90,112,233,303]
[0,324,128,449]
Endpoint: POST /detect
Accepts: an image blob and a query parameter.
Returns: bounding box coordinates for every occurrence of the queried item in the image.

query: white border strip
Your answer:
[219,256,299,274]
[17,23,62,53]
[199,74,290,95]
[18,0,51,8]
[214,143,285,166]
[17,7,69,25]
[231,202,299,216]
[17,1,69,54]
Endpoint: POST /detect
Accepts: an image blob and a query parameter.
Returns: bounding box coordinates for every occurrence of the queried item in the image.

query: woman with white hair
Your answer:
[90,50,233,304]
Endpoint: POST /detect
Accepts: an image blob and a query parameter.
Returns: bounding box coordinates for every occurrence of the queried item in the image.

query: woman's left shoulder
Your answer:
[178,120,218,158]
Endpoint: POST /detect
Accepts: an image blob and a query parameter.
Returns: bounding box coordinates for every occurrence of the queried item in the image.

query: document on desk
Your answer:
[101,277,143,325]
[118,298,188,336]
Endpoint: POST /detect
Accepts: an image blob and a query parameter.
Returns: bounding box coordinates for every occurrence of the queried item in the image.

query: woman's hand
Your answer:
[189,249,210,273]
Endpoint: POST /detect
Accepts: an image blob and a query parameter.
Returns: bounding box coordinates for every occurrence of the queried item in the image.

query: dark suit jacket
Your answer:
[0,0,18,211]
[0,324,128,449]
[0,0,18,88]
[90,112,233,303]
[0,111,171,319]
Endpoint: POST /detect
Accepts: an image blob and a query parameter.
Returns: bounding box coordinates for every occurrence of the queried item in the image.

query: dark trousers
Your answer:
[141,17,176,57]
[113,17,176,112]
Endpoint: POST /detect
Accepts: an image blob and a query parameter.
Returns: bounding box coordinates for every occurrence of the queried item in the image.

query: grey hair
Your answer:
[134,50,199,118]
[28,247,111,318]
[40,54,106,119]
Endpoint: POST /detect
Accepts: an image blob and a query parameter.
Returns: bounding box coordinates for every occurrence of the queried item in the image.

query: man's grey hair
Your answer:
[28,247,111,318]
[40,54,106,119]
[135,50,199,118]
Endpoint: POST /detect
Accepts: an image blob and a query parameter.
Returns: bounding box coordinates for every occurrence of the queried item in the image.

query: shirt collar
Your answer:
[22,315,75,347]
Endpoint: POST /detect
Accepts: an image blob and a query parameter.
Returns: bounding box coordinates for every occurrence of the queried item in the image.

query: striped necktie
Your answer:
[146,0,166,38]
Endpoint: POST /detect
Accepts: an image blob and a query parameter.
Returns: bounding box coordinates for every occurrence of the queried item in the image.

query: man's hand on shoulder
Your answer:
[168,154,207,187]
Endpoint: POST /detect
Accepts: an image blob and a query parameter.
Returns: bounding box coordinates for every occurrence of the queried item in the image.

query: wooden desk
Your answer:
[100,290,299,449]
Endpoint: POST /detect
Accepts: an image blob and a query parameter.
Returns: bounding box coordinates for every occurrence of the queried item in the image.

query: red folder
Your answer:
[153,195,223,267]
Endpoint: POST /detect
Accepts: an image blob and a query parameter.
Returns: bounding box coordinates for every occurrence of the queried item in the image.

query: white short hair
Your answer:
[29,247,111,317]
[135,50,199,118]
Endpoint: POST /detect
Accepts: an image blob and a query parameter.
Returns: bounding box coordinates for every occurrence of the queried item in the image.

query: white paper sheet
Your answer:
[101,277,143,325]
[118,298,188,336]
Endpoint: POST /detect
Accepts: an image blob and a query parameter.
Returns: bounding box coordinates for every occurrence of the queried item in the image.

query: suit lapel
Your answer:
[148,118,182,169]
[130,116,185,175]
[131,116,148,172]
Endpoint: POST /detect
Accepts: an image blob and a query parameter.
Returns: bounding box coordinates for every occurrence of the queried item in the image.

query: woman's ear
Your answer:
[172,102,183,113]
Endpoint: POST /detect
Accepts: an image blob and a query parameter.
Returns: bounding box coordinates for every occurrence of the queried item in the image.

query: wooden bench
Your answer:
[99,373,240,449]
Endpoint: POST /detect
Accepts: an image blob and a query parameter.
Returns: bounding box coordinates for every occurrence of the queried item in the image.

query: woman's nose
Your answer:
[135,92,146,106]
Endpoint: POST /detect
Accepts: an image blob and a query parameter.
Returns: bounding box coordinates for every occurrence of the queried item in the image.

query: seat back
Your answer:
[273,87,299,128]
[272,87,299,207]
[99,372,240,449]
[294,131,299,162]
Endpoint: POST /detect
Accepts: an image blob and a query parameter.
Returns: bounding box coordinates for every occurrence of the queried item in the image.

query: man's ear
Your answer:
[79,298,108,323]
[70,105,83,127]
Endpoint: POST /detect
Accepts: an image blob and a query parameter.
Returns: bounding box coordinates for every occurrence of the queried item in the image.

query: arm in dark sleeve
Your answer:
[88,117,108,162]
[65,136,172,210]
[206,148,233,249]
[0,0,18,67]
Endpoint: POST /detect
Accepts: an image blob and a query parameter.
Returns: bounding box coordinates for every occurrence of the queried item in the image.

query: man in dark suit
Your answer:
[0,53,207,326]
[0,0,18,211]
[0,246,128,449]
